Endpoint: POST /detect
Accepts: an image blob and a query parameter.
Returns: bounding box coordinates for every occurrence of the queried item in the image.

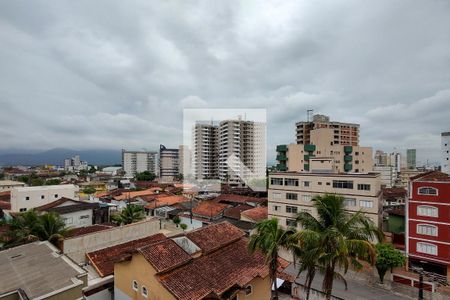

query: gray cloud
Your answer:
[0,0,449,165]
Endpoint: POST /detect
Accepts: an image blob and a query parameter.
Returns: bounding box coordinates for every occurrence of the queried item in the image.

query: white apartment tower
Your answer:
[122,150,158,178]
[442,132,450,174]
[193,123,219,180]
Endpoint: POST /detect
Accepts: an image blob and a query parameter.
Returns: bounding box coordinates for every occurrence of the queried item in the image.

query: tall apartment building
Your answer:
[406,171,450,279]
[122,150,158,178]
[159,145,179,183]
[375,150,389,166]
[64,155,88,172]
[373,166,397,188]
[296,114,359,146]
[442,132,450,174]
[407,149,417,170]
[192,118,266,185]
[268,171,382,228]
[277,126,373,173]
[389,151,402,173]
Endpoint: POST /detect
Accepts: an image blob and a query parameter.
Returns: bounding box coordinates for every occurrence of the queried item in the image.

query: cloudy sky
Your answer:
[0,0,449,164]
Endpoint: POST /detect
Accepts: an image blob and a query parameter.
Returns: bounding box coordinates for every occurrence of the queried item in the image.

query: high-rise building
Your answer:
[374,150,389,166]
[64,155,88,172]
[442,132,450,174]
[159,145,179,183]
[295,114,359,146]
[122,150,157,178]
[389,151,402,173]
[407,149,417,170]
[193,122,219,180]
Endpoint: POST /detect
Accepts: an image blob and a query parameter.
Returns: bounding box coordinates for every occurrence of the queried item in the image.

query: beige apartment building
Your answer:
[276,127,373,173]
[268,172,382,228]
[296,114,359,146]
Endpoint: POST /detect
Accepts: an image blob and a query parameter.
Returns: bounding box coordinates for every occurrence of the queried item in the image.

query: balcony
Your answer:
[304,144,316,152]
[344,146,353,154]
[276,144,287,152]
[276,154,287,161]
[304,163,310,171]
[304,154,315,161]
[276,164,287,171]
[344,163,352,172]
[344,155,352,162]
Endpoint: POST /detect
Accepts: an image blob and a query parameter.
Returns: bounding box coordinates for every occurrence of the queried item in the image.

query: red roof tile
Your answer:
[139,239,191,273]
[65,224,114,238]
[158,238,268,300]
[241,206,268,223]
[86,233,167,277]
[223,204,253,220]
[410,171,450,182]
[192,201,229,218]
[186,221,244,253]
[214,194,267,205]
[144,195,190,209]
[0,191,11,202]
[34,197,87,211]
[382,187,407,198]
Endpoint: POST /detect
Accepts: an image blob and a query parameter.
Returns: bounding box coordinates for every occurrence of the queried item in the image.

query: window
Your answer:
[132,280,138,291]
[286,206,298,214]
[286,193,298,200]
[357,184,371,191]
[359,200,373,208]
[417,242,437,255]
[417,205,438,217]
[273,205,280,212]
[344,198,356,207]
[303,181,310,187]
[271,178,283,186]
[302,195,312,202]
[418,187,438,196]
[79,215,90,219]
[417,224,438,236]
[318,182,322,185]
[286,219,297,227]
[19,208,27,212]
[272,192,281,200]
[245,285,252,295]
[25,196,30,201]
[63,217,73,224]
[326,182,330,186]
[301,208,311,214]
[285,178,299,186]
[41,195,45,199]
[142,286,148,298]
[332,180,353,189]
[54,194,58,198]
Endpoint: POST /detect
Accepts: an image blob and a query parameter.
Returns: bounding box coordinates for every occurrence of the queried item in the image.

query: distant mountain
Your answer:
[0,148,122,166]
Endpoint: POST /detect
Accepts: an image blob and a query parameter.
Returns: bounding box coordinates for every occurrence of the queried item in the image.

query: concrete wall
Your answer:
[179,216,203,231]
[61,209,93,228]
[62,218,160,263]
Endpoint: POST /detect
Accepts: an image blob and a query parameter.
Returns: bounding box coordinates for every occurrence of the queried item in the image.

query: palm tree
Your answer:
[34,212,69,244]
[113,204,145,225]
[295,194,383,300]
[248,218,296,300]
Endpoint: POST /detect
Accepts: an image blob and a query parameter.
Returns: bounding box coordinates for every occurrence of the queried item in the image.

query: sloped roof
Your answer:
[241,206,268,223]
[138,239,191,273]
[145,195,190,209]
[34,197,99,214]
[192,201,229,218]
[410,171,450,182]
[214,194,267,205]
[113,189,161,201]
[65,224,114,238]
[223,204,253,220]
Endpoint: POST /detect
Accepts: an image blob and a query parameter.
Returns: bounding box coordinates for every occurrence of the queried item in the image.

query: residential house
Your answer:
[241,206,268,223]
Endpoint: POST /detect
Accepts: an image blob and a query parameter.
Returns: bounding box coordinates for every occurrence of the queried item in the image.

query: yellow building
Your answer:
[113,222,280,300]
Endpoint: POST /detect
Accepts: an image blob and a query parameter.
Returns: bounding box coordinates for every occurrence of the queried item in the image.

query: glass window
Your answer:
[142,286,148,298]
[245,285,252,295]
[418,187,438,195]
[303,181,310,187]
[302,195,312,202]
[63,217,73,224]
[332,180,354,189]
[417,242,437,255]
[25,196,30,201]
[286,193,298,200]
[132,280,138,291]
[79,215,90,219]
[272,192,281,200]
[273,205,280,212]
[417,224,438,236]
[286,219,297,227]
[284,178,299,186]
[19,208,27,212]
[417,205,438,217]
[357,184,371,191]
[344,198,356,207]
[270,178,283,185]
[286,206,298,214]
[359,200,373,208]
[41,195,45,199]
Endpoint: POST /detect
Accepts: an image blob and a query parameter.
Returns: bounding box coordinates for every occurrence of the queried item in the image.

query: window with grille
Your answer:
[417,224,437,236]
[332,180,354,189]
[286,206,298,214]
[417,205,438,217]
[271,178,284,185]
[418,187,438,195]
[417,242,437,255]
[359,200,373,208]
[286,193,298,200]
[284,178,299,186]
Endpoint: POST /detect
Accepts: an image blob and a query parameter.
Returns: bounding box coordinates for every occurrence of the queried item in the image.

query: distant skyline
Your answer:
[1,1,449,165]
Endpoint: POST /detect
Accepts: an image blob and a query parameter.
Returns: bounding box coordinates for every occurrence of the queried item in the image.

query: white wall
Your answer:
[61,209,93,228]
[10,184,78,212]
[179,216,203,231]
[442,134,450,174]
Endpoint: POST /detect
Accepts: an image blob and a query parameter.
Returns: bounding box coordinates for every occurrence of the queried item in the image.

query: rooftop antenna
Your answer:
[307,109,314,122]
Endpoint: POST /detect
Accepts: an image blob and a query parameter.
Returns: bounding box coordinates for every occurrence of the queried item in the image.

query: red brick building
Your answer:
[406,171,450,279]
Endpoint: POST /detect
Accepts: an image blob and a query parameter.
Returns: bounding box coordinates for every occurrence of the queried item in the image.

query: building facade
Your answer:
[10,184,78,212]
[0,180,25,192]
[406,171,450,279]
[159,144,179,183]
[373,166,397,188]
[122,150,158,178]
[193,122,219,180]
[268,172,382,228]
[64,155,88,172]
[295,114,359,146]
[407,149,417,170]
[442,132,450,174]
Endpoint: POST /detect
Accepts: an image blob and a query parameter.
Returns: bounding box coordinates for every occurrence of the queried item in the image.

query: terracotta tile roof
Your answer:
[65,224,114,238]
[0,191,11,202]
[186,221,244,254]
[139,239,191,272]
[214,194,267,205]
[158,238,268,300]
[34,197,99,214]
[383,187,407,198]
[410,171,450,182]
[223,204,253,220]
[0,200,11,210]
[145,195,190,209]
[241,206,268,223]
[192,201,229,219]
[86,233,167,277]
[114,189,161,201]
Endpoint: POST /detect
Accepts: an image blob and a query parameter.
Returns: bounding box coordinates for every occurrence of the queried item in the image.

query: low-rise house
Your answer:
[192,200,230,221]
[0,180,25,192]
[113,222,290,300]
[223,204,253,220]
[0,241,87,299]
[214,193,267,207]
[35,197,100,228]
[144,195,190,216]
[241,206,268,223]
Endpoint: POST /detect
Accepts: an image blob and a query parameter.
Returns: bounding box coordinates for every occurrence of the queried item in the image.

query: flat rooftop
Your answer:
[0,180,24,186]
[0,241,86,299]
[12,184,77,192]
[270,171,380,178]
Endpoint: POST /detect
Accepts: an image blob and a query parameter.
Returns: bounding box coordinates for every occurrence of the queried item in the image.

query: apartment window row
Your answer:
[417,224,438,236]
[132,280,148,298]
[417,205,438,217]
[357,184,371,191]
[286,206,298,214]
[270,178,310,187]
[418,187,438,196]
[286,193,298,200]
[359,200,373,208]
[332,180,353,189]
[344,198,373,208]
[417,242,437,256]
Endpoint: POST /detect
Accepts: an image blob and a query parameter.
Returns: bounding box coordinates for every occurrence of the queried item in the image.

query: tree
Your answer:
[31,177,45,186]
[34,212,69,244]
[180,223,188,231]
[248,218,296,300]
[296,194,383,300]
[82,186,97,195]
[173,216,181,228]
[112,204,145,225]
[136,171,156,181]
[45,179,61,185]
[88,166,97,173]
[375,243,405,283]
[0,172,4,180]
[175,173,184,181]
